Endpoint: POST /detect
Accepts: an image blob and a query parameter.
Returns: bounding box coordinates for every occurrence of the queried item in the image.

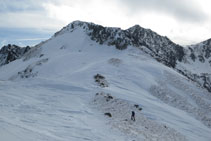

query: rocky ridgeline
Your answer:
[179,38,211,92]
[0,44,30,66]
[55,21,185,68]
[188,38,211,63]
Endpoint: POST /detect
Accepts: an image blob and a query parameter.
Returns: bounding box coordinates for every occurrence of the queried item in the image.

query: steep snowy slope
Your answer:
[0,21,211,141]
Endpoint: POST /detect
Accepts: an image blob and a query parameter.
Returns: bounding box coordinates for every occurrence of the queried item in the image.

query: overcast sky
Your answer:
[0,0,211,47]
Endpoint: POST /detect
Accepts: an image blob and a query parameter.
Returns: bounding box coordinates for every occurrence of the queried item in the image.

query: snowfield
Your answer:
[0,22,211,141]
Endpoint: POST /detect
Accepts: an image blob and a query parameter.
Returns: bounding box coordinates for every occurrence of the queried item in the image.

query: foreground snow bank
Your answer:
[91,92,186,141]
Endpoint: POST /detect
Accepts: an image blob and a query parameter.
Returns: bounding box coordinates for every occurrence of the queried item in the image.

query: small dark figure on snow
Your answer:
[131,111,135,121]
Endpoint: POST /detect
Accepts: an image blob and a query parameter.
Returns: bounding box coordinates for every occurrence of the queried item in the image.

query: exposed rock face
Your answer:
[189,38,211,62]
[201,74,211,92]
[177,38,211,92]
[0,44,30,66]
[126,25,184,68]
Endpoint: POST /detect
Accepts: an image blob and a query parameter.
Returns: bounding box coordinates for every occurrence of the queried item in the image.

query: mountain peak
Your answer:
[53,21,185,68]
[57,20,122,35]
[54,20,90,36]
[67,20,91,29]
[127,24,144,31]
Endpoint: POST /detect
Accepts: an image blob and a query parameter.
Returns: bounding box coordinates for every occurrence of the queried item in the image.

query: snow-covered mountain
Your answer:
[55,21,184,68]
[0,21,211,141]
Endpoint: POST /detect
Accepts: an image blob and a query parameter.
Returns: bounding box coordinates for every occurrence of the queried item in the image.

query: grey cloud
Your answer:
[0,0,84,13]
[0,0,207,23]
[118,0,207,23]
[0,0,45,13]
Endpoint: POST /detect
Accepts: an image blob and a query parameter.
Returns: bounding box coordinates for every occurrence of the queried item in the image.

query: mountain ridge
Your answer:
[54,20,185,68]
[1,20,210,92]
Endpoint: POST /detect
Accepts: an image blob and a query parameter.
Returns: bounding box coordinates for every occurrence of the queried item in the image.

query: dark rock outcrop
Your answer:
[94,74,109,88]
[0,44,30,66]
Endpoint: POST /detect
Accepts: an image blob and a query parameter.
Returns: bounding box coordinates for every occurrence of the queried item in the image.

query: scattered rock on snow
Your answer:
[134,104,143,111]
[39,54,44,58]
[108,58,122,67]
[134,104,139,108]
[94,74,109,87]
[60,45,66,50]
[17,66,38,79]
[104,112,112,117]
[91,92,186,141]
[10,58,49,80]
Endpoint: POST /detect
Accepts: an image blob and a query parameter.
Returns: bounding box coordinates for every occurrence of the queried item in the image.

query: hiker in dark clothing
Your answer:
[131,111,135,121]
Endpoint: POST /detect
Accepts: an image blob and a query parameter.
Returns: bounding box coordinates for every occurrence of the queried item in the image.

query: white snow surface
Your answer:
[0,27,211,141]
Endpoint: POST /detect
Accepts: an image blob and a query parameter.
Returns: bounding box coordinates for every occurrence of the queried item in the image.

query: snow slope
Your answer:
[0,21,211,141]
